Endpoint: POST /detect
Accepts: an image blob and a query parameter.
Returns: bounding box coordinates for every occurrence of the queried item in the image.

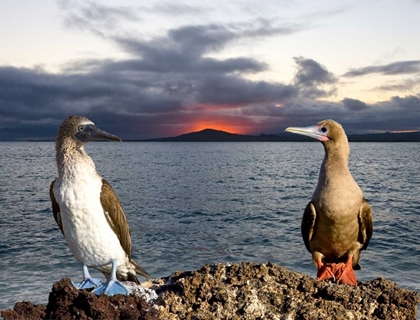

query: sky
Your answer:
[0,0,419,140]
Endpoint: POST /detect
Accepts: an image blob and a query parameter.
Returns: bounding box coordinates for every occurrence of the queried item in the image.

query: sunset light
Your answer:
[0,0,418,140]
[188,122,246,135]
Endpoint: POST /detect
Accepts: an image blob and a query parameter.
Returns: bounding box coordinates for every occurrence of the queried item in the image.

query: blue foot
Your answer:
[92,279,128,296]
[72,264,101,289]
[92,259,128,296]
[72,277,101,289]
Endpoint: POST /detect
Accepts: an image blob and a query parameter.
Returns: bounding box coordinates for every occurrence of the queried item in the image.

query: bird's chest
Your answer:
[316,189,360,217]
[313,172,362,216]
[55,168,103,223]
[53,169,120,263]
[312,179,362,256]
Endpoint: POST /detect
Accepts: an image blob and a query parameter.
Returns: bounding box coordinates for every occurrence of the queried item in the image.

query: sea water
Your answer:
[0,141,419,311]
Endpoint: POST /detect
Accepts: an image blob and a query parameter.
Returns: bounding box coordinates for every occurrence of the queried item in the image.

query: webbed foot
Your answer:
[315,257,357,286]
[92,259,128,296]
[335,256,357,286]
[92,278,128,295]
[72,264,101,289]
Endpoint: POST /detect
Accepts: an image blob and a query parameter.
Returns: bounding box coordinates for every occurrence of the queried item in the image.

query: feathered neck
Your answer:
[55,136,95,177]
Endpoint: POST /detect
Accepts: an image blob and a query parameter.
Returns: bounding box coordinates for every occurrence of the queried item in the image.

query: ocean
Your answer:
[0,141,419,312]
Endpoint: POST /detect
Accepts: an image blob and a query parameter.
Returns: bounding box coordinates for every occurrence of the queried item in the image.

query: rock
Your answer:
[2,262,418,320]
[149,262,418,320]
[122,281,159,302]
[1,278,159,320]
[1,301,46,320]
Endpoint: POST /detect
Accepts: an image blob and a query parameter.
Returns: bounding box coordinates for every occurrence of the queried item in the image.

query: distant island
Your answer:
[138,128,420,142]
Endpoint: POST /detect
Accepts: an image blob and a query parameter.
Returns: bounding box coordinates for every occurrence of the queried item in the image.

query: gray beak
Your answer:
[75,124,122,143]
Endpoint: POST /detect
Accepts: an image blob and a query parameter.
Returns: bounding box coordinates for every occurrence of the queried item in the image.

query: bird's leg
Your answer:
[316,257,336,281]
[92,259,129,296]
[335,255,357,286]
[72,264,101,289]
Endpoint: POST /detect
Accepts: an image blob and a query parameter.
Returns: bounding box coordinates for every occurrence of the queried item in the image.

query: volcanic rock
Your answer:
[2,262,418,320]
[1,278,159,320]
[150,262,418,320]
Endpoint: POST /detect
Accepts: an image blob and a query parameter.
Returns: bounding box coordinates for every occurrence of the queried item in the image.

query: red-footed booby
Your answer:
[50,116,150,295]
[285,119,373,286]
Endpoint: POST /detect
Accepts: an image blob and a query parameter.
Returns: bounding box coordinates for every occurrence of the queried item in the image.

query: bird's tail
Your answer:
[131,259,151,280]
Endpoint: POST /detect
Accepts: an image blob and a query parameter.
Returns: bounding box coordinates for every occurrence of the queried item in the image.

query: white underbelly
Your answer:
[54,175,125,268]
[62,206,125,267]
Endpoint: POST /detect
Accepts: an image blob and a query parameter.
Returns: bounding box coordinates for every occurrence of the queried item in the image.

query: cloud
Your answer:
[342,98,368,111]
[193,75,297,105]
[347,95,420,132]
[107,20,305,75]
[58,0,307,42]
[387,95,420,110]
[234,18,307,38]
[59,0,141,37]
[143,2,206,16]
[1,59,419,139]
[343,60,420,77]
[0,2,418,140]
[251,95,420,134]
[373,76,420,93]
[113,24,238,65]
[81,55,267,75]
[293,56,338,98]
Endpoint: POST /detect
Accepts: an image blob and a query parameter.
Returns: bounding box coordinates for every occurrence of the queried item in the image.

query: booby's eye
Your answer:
[78,125,85,132]
[320,127,328,133]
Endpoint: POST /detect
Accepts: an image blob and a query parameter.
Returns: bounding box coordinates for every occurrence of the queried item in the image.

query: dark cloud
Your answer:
[80,55,266,75]
[387,95,420,110]
[0,2,418,140]
[294,57,337,86]
[115,24,235,59]
[1,59,419,140]
[342,98,368,111]
[343,60,420,77]
[194,76,297,105]
[342,95,420,132]
[114,19,305,62]
[111,24,247,74]
[293,56,338,98]
[242,95,420,134]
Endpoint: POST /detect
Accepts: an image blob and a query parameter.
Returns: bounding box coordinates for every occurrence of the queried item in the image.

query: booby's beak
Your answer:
[75,124,122,143]
[285,125,329,142]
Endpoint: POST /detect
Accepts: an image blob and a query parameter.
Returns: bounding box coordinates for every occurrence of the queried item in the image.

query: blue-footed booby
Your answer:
[50,116,151,295]
[285,119,373,285]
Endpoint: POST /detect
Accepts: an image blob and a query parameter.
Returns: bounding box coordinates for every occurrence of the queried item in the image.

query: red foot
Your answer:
[317,262,341,281]
[335,256,357,286]
[316,257,357,286]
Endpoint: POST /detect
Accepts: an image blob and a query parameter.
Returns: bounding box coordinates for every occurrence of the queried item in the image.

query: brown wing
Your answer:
[100,179,132,257]
[50,179,64,235]
[358,198,373,251]
[301,202,317,253]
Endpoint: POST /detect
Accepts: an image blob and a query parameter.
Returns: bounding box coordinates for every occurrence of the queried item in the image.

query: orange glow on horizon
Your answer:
[178,103,262,135]
[188,122,247,135]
